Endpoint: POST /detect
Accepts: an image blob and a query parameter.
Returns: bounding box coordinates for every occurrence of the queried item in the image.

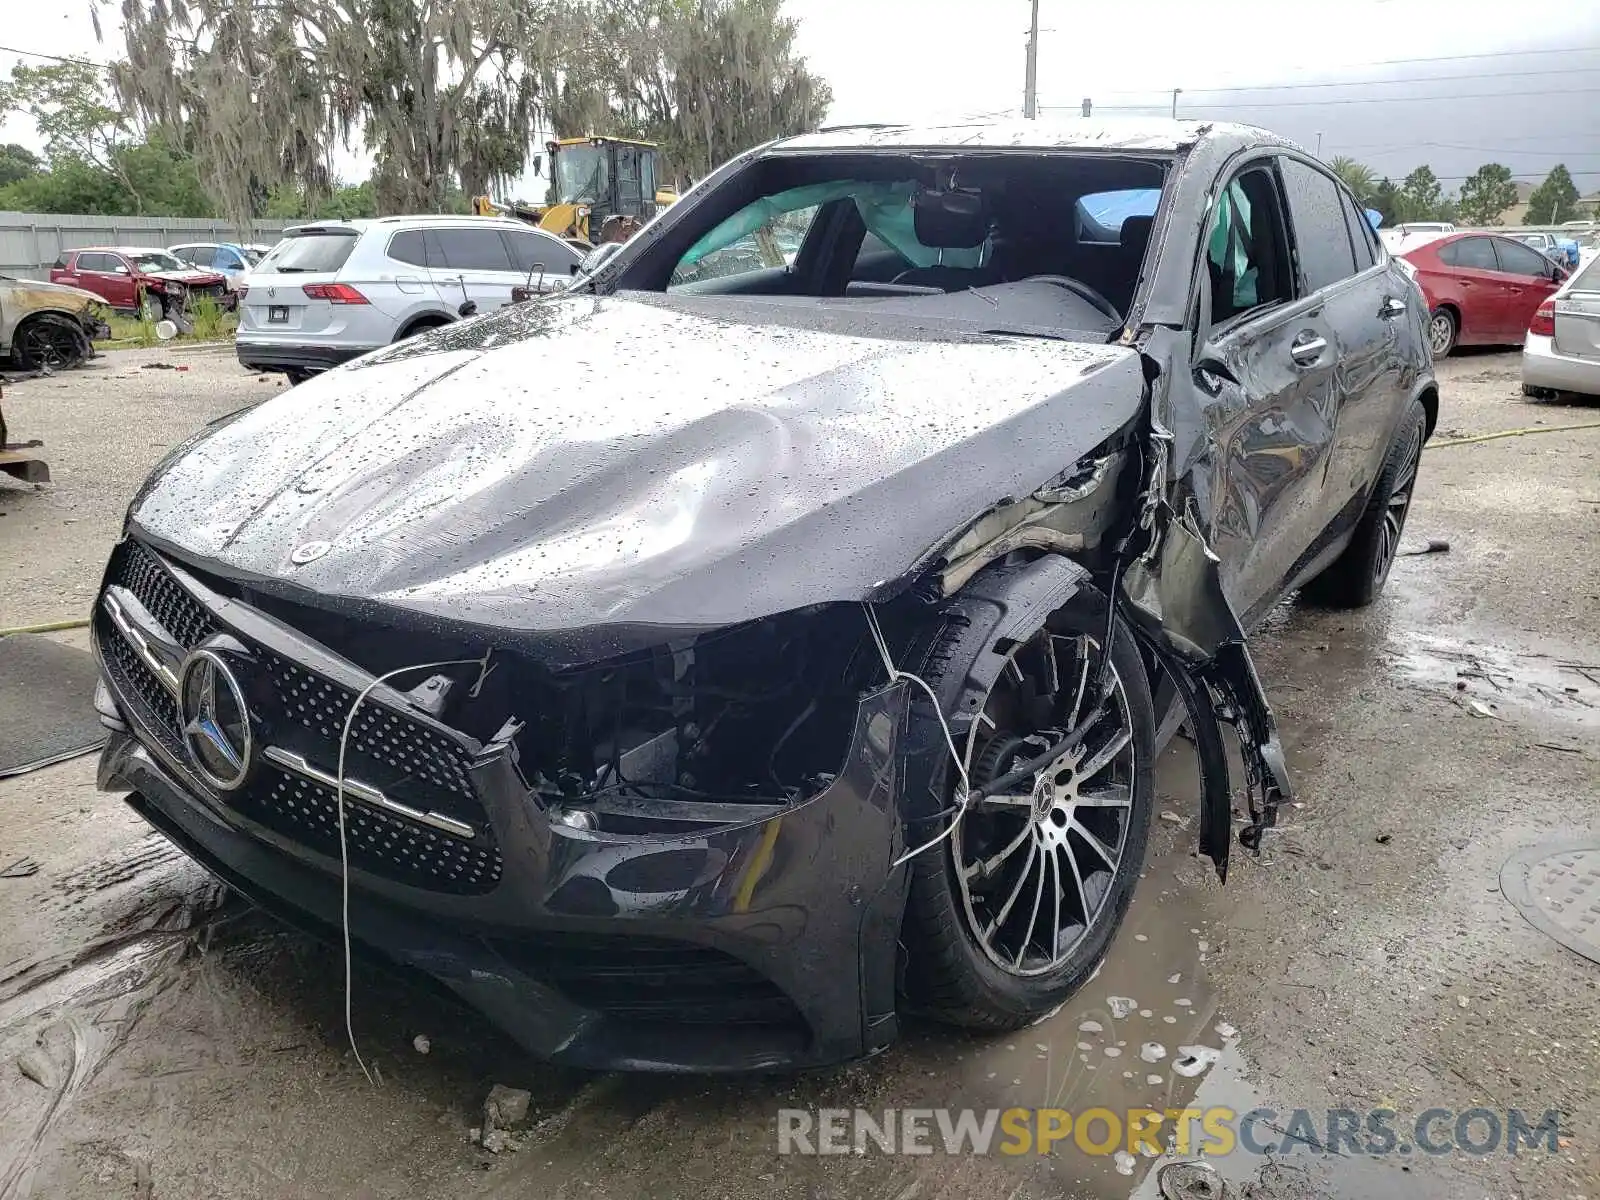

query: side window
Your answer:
[503,230,579,275]
[1442,238,1496,271]
[1339,192,1377,271]
[214,247,242,271]
[430,227,514,271]
[670,204,821,287]
[1278,158,1358,292]
[387,229,428,266]
[1204,166,1295,325]
[1492,238,1553,278]
[77,252,113,272]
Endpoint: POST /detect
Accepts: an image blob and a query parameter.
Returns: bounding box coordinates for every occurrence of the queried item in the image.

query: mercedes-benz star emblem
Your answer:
[179,647,253,791]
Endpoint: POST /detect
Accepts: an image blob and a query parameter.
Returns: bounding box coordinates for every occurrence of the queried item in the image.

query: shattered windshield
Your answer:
[554,144,609,204]
[133,252,190,273]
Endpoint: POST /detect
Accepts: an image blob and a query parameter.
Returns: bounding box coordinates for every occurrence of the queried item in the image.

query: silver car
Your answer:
[235,216,582,383]
[1523,254,1600,398]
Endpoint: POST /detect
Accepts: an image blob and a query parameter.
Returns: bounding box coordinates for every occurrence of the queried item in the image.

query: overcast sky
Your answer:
[4,0,1599,196]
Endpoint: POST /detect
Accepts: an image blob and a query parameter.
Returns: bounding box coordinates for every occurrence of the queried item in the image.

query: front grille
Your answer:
[241,765,501,892]
[99,539,502,895]
[490,932,805,1029]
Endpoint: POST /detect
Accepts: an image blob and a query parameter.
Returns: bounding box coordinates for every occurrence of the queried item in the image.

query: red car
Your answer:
[1401,232,1568,357]
[49,246,233,319]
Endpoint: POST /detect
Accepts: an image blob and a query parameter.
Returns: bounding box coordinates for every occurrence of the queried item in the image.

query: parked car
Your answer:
[0,275,111,370]
[1523,252,1600,398]
[234,216,583,383]
[93,119,1435,1071]
[49,247,232,320]
[1520,231,1583,270]
[1401,232,1568,356]
[168,242,257,290]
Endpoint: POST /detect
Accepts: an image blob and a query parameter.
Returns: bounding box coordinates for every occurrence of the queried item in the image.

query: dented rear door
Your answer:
[1277,155,1402,518]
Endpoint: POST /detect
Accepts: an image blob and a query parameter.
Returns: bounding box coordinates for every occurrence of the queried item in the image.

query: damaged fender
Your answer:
[1117,347,1294,878]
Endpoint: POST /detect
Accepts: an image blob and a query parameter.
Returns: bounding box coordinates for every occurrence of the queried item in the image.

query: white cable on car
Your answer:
[861,603,973,869]
[334,650,493,1084]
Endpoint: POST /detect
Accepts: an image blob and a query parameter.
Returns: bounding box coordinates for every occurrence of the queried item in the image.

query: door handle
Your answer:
[1290,333,1327,365]
[1380,297,1407,319]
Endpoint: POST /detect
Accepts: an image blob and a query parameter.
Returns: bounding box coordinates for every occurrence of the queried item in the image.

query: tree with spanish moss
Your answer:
[106,0,830,223]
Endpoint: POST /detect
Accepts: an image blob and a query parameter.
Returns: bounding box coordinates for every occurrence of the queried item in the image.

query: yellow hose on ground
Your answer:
[0,617,90,637]
[1429,421,1600,448]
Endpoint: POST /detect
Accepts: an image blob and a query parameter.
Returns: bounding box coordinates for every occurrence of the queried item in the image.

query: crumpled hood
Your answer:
[149,269,222,285]
[3,277,105,308]
[130,293,1145,632]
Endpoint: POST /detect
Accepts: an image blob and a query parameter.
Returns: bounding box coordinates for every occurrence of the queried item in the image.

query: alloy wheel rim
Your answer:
[1428,315,1452,356]
[1375,435,1421,585]
[950,629,1137,978]
[20,324,78,368]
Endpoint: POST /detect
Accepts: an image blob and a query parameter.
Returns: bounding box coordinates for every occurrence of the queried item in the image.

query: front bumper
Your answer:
[1523,334,1600,397]
[92,539,908,1071]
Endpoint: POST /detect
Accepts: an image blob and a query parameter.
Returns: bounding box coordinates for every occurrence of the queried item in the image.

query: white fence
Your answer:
[0,212,293,278]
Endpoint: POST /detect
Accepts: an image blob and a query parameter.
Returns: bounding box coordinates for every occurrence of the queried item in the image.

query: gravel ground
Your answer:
[0,346,1596,1200]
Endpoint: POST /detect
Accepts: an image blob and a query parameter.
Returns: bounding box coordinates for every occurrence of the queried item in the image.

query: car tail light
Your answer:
[1528,300,1555,338]
[301,282,369,304]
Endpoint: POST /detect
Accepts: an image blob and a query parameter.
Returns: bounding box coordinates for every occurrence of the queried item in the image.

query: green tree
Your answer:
[264,179,379,220]
[1396,165,1445,223]
[1369,176,1400,225]
[1327,156,1376,203]
[1456,163,1519,227]
[1524,164,1581,225]
[0,142,41,188]
[544,0,831,184]
[115,0,566,220]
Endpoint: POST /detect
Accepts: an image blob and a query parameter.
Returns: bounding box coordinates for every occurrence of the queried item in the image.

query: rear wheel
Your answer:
[1302,399,1426,609]
[1427,308,1457,359]
[900,581,1155,1029]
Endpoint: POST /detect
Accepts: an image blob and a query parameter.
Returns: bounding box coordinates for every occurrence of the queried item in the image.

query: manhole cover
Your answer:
[1501,842,1600,966]
[1159,1160,1227,1200]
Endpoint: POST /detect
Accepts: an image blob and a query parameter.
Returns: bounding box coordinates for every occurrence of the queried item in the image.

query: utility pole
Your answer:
[1023,0,1040,119]
[1171,87,1182,119]
[1315,132,1324,156]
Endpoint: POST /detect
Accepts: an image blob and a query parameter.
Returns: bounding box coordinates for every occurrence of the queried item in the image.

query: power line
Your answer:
[1058,87,1600,112]
[0,43,112,70]
[1083,63,1600,98]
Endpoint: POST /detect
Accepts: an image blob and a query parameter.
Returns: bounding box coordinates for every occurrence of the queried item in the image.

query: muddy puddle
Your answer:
[1388,630,1599,733]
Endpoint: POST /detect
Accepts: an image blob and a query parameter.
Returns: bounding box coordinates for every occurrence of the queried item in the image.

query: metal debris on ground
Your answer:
[1400,538,1451,556]
[1,857,40,878]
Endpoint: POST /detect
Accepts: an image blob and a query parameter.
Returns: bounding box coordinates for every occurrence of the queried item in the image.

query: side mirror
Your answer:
[457,300,478,318]
[1553,265,1568,283]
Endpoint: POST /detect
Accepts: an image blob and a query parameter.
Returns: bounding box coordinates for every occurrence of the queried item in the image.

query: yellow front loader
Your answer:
[473,136,678,249]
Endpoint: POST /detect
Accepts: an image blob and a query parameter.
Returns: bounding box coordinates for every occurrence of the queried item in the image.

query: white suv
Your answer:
[236,215,582,382]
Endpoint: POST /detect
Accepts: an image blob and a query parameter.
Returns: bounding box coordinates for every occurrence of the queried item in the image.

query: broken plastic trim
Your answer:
[1115,363,1294,873]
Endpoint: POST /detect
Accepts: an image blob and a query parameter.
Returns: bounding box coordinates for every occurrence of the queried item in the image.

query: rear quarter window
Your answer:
[266,230,360,272]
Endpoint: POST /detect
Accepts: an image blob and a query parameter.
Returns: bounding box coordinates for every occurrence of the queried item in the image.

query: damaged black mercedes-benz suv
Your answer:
[93,119,1437,1071]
